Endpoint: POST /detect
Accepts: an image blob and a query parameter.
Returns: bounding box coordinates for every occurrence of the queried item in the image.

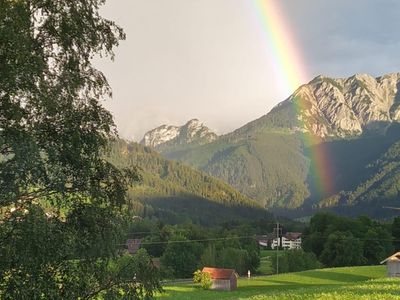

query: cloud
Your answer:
[96,0,400,140]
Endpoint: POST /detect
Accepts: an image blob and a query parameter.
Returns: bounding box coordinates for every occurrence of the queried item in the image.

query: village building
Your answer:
[202,267,238,291]
[380,252,400,277]
[259,232,302,250]
[257,235,269,247]
[281,232,302,250]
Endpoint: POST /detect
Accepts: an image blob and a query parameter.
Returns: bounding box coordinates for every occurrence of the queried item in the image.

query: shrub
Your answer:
[193,270,212,290]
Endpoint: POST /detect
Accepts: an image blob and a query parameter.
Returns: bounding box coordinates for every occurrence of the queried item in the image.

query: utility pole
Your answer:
[276,222,279,275]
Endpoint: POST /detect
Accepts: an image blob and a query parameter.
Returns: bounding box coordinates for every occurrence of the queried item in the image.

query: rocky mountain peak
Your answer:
[140,124,180,148]
[277,72,400,138]
[140,119,217,149]
[187,118,201,125]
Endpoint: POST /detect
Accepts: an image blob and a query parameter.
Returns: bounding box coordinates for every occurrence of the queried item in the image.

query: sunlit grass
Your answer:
[158,265,393,300]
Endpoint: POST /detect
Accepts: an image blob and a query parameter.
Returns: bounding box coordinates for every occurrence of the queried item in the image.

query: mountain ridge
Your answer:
[140,119,217,150]
[136,72,400,216]
[107,140,268,224]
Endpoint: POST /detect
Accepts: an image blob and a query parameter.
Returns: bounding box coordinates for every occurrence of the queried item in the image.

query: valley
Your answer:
[140,73,400,218]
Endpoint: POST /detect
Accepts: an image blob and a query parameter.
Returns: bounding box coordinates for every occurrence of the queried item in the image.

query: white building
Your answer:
[281,232,302,250]
[270,232,302,250]
[270,237,280,249]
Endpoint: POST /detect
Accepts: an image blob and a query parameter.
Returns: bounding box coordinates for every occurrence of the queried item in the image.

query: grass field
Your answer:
[257,250,281,275]
[158,265,400,300]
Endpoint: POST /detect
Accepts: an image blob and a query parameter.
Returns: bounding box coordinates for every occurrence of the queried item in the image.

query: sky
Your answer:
[95,0,400,141]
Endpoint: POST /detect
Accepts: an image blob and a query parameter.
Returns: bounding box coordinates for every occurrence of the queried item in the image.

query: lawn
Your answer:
[157,265,400,300]
[257,249,281,275]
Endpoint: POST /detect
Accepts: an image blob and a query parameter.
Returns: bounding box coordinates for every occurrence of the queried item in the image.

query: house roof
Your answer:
[380,252,400,264]
[256,234,276,241]
[202,267,237,279]
[284,232,302,241]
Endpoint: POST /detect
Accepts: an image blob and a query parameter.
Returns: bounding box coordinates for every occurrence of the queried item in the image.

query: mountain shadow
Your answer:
[304,122,400,204]
[144,195,271,226]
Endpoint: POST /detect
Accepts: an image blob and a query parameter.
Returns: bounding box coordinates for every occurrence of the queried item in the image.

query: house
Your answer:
[281,232,302,250]
[380,252,400,277]
[202,267,238,291]
[256,235,270,247]
[270,232,302,250]
[125,239,141,255]
[270,237,281,249]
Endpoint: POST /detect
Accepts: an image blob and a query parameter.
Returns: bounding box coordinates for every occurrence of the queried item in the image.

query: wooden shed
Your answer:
[380,252,400,277]
[202,267,238,291]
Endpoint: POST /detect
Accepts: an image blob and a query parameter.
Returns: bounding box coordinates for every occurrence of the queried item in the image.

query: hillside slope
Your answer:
[107,140,268,224]
[142,73,400,212]
[318,130,400,218]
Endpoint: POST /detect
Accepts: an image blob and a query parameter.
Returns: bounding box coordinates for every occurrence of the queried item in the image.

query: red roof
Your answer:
[202,267,237,279]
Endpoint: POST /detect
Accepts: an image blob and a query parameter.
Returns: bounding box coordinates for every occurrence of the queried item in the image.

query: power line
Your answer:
[118,234,400,247]
[126,221,287,236]
[118,235,255,246]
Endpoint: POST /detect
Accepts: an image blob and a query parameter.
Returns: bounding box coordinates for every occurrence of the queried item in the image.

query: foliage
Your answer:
[363,226,394,265]
[127,219,280,279]
[303,213,394,268]
[199,245,217,267]
[320,231,365,267]
[218,247,251,275]
[107,140,270,225]
[193,270,212,290]
[162,131,310,208]
[0,205,162,299]
[160,234,204,278]
[0,0,131,209]
[101,249,162,299]
[0,0,161,298]
[271,250,321,274]
[392,217,400,251]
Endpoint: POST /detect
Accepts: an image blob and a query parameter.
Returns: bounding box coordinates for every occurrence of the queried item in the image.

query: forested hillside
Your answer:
[165,130,310,208]
[317,133,400,218]
[107,140,269,224]
[142,74,400,216]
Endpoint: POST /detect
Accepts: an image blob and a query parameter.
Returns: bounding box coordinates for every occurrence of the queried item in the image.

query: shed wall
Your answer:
[211,279,231,291]
[387,261,400,277]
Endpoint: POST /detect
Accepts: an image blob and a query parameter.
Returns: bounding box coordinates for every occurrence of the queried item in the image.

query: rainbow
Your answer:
[252,0,334,197]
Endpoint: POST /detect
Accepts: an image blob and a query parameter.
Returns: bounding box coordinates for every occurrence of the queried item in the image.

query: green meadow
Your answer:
[257,250,280,275]
[158,265,400,300]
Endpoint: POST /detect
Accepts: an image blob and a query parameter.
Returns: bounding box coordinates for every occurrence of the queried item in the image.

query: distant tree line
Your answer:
[271,250,322,274]
[303,213,396,267]
[129,220,262,278]
[127,218,305,279]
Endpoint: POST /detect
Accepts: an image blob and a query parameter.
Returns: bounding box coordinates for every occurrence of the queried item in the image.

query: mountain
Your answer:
[140,73,400,215]
[229,73,400,139]
[140,119,217,151]
[316,132,400,218]
[107,140,268,225]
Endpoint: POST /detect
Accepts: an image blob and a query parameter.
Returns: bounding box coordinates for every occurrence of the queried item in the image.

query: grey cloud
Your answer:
[96,0,400,140]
